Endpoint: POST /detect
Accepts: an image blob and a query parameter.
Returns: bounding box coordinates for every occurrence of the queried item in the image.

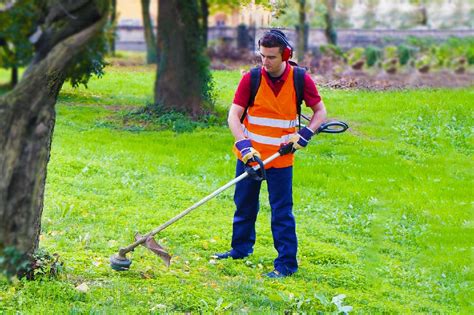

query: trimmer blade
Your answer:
[135,233,171,267]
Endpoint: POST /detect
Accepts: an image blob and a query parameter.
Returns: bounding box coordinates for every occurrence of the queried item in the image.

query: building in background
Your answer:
[210,2,272,27]
[116,0,272,28]
[116,0,158,27]
[115,0,472,51]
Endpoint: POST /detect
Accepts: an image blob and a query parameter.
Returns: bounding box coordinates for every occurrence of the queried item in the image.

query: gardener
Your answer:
[214,30,327,278]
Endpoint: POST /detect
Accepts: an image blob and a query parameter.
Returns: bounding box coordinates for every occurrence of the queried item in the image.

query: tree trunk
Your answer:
[141,0,157,64]
[296,0,306,63]
[419,4,428,26]
[10,66,18,87]
[324,0,337,45]
[154,0,212,117]
[200,0,209,47]
[110,0,117,56]
[0,1,108,258]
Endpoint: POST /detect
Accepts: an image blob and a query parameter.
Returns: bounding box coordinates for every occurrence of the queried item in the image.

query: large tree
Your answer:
[154,0,213,117]
[0,0,110,266]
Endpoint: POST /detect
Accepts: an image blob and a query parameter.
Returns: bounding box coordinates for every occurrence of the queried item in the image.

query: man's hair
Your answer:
[259,29,290,53]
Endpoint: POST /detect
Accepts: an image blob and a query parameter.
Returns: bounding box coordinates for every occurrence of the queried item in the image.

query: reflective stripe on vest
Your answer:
[242,125,292,146]
[247,114,298,129]
[238,66,298,169]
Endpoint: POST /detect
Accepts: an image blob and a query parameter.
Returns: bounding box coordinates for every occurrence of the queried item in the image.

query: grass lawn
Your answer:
[0,63,472,313]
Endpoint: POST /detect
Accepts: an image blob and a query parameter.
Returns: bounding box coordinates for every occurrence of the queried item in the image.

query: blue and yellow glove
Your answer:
[235,139,261,164]
[289,126,315,150]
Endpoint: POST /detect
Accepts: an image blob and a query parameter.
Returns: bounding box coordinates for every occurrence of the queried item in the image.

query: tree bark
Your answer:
[324,0,337,45]
[0,1,108,257]
[154,0,211,117]
[141,0,157,64]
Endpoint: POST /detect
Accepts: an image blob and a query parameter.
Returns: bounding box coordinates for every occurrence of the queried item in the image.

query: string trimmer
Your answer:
[110,120,349,271]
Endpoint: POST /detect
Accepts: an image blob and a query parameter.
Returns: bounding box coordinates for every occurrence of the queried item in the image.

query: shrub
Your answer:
[397,44,417,66]
[0,247,63,280]
[364,45,382,67]
[346,47,365,70]
[415,54,433,73]
[319,44,344,59]
[382,45,399,74]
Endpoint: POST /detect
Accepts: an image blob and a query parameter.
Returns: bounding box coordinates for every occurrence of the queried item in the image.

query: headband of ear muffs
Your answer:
[260,29,293,61]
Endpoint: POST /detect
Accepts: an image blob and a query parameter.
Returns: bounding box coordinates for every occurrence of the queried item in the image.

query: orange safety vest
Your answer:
[234,66,297,169]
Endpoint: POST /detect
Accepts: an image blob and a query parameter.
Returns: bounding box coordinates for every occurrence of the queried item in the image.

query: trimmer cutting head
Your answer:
[110,254,132,271]
[109,234,171,272]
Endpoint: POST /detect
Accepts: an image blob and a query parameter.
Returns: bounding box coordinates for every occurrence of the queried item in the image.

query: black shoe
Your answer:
[212,251,247,260]
[264,270,291,278]
[212,251,233,260]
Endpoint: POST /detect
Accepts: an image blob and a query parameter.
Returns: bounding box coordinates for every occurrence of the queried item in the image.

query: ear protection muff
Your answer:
[270,30,293,61]
[260,29,293,61]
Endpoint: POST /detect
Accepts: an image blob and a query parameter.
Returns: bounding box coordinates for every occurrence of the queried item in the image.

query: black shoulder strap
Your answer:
[293,66,306,130]
[240,66,261,123]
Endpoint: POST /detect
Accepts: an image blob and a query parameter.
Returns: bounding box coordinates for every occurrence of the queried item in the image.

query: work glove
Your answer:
[235,139,261,164]
[289,126,315,150]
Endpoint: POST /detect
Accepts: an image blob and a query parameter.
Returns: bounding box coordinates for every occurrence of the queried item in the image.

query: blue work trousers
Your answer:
[230,160,298,275]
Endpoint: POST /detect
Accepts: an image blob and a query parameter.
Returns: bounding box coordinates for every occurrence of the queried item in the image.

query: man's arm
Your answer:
[228,104,247,141]
[288,100,327,150]
[306,100,327,132]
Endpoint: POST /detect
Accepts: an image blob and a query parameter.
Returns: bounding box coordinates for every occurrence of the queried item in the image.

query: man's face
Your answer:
[259,46,284,76]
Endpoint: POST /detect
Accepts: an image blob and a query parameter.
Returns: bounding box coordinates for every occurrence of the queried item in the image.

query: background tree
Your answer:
[0,0,37,87]
[296,0,307,62]
[141,0,158,64]
[109,0,117,56]
[334,0,354,28]
[412,0,428,27]
[323,0,337,45]
[362,0,378,29]
[0,0,110,272]
[200,0,209,47]
[154,0,213,117]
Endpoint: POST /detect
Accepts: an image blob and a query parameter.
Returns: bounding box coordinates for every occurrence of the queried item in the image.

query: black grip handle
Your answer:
[278,142,296,156]
[245,155,266,181]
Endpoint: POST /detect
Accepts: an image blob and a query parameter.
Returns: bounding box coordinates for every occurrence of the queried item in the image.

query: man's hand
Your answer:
[235,139,261,164]
[289,126,315,150]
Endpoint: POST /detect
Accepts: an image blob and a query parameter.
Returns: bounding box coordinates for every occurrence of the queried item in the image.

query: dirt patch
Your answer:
[313,69,474,90]
[210,57,474,89]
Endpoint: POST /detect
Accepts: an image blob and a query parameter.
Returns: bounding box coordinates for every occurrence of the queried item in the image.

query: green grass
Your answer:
[0,64,473,313]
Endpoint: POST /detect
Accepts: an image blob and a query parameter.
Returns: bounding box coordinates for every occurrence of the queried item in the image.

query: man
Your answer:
[214,30,327,278]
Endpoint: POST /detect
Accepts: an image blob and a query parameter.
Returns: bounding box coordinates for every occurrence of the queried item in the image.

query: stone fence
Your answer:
[116,26,474,52]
